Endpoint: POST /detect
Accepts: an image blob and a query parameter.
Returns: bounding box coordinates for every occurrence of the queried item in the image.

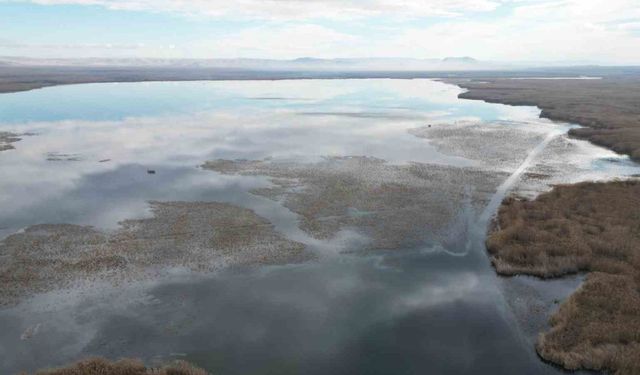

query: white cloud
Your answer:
[196,24,361,59]
[2,0,640,62]
[193,3,640,63]
[9,0,505,19]
[617,22,640,31]
[357,0,640,63]
[0,41,144,50]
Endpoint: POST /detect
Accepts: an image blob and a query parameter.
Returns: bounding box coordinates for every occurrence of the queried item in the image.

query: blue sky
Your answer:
[1,0,639,63]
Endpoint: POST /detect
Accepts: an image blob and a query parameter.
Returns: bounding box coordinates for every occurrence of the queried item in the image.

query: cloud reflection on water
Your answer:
[0,79,632,374]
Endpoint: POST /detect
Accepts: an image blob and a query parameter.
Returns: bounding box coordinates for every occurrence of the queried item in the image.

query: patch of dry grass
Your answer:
[487,180,640,375]
[22,357,209,375]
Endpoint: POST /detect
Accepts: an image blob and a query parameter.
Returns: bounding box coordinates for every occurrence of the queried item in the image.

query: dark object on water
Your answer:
[428,124,432,128]
[147,169,156,174]
[98,159,111,163]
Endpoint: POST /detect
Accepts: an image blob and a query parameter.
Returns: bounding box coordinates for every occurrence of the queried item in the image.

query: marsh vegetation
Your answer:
[487,180,640,375]
[204,156,505,251]
[0,201,310,305]
[23,357,208,375]
[453,77,640,162]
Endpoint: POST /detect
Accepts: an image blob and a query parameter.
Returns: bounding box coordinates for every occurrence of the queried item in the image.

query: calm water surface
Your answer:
[0,79,635,374]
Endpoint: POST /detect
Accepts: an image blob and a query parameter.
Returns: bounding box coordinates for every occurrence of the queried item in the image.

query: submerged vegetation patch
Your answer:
[0,131,21,152]
[409,122,546,171]
[204,156,506,251]
[487,180,640,375]
[23,357,209,375]
[0,201,310,306]
[452,77,640,163]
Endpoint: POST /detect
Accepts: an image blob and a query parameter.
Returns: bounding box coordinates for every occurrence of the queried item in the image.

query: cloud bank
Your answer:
[16,0,506,19]
[1,0,639,63]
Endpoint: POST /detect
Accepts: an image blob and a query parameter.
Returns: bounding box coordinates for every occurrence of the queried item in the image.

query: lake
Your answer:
[0,79,637,374]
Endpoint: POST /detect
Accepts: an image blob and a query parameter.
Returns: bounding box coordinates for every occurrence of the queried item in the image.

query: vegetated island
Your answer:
[450,76,640,375]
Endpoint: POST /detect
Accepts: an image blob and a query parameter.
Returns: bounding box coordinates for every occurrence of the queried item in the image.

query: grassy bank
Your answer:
[487,180,640,375]
[22,357,208,375]
[451,77,640,162]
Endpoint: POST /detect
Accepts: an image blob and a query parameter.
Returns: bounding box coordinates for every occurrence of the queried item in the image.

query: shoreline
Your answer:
[447,78,640,375]
[488,181,640,375]
[447,77,640,163]
[0,68,476,95]
[2,65,640,95]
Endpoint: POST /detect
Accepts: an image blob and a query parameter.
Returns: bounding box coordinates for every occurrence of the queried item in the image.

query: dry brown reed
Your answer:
[487,180,640,375]
[24,357,209,375]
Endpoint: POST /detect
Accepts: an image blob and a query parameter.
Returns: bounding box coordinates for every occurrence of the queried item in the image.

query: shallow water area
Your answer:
[0,79,637,374]
[0,80,497,237]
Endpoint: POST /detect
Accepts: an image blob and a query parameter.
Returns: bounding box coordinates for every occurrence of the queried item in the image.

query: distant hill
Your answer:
[442,56,478,64]
[0,56,503,71]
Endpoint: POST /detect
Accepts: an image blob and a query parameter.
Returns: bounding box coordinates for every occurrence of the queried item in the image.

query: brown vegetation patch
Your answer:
[204,156,505,250]
[449,77,640,162]
[0,201,310,305]
[409,122,545,170]
[487,180,640,375]
[23,357,208,375]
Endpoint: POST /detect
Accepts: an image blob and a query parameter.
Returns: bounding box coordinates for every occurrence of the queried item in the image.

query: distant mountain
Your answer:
[0,56,503,71]
[442,56,478,64]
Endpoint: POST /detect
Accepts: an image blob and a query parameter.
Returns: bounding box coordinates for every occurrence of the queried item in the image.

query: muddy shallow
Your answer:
[0,79,637,374]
